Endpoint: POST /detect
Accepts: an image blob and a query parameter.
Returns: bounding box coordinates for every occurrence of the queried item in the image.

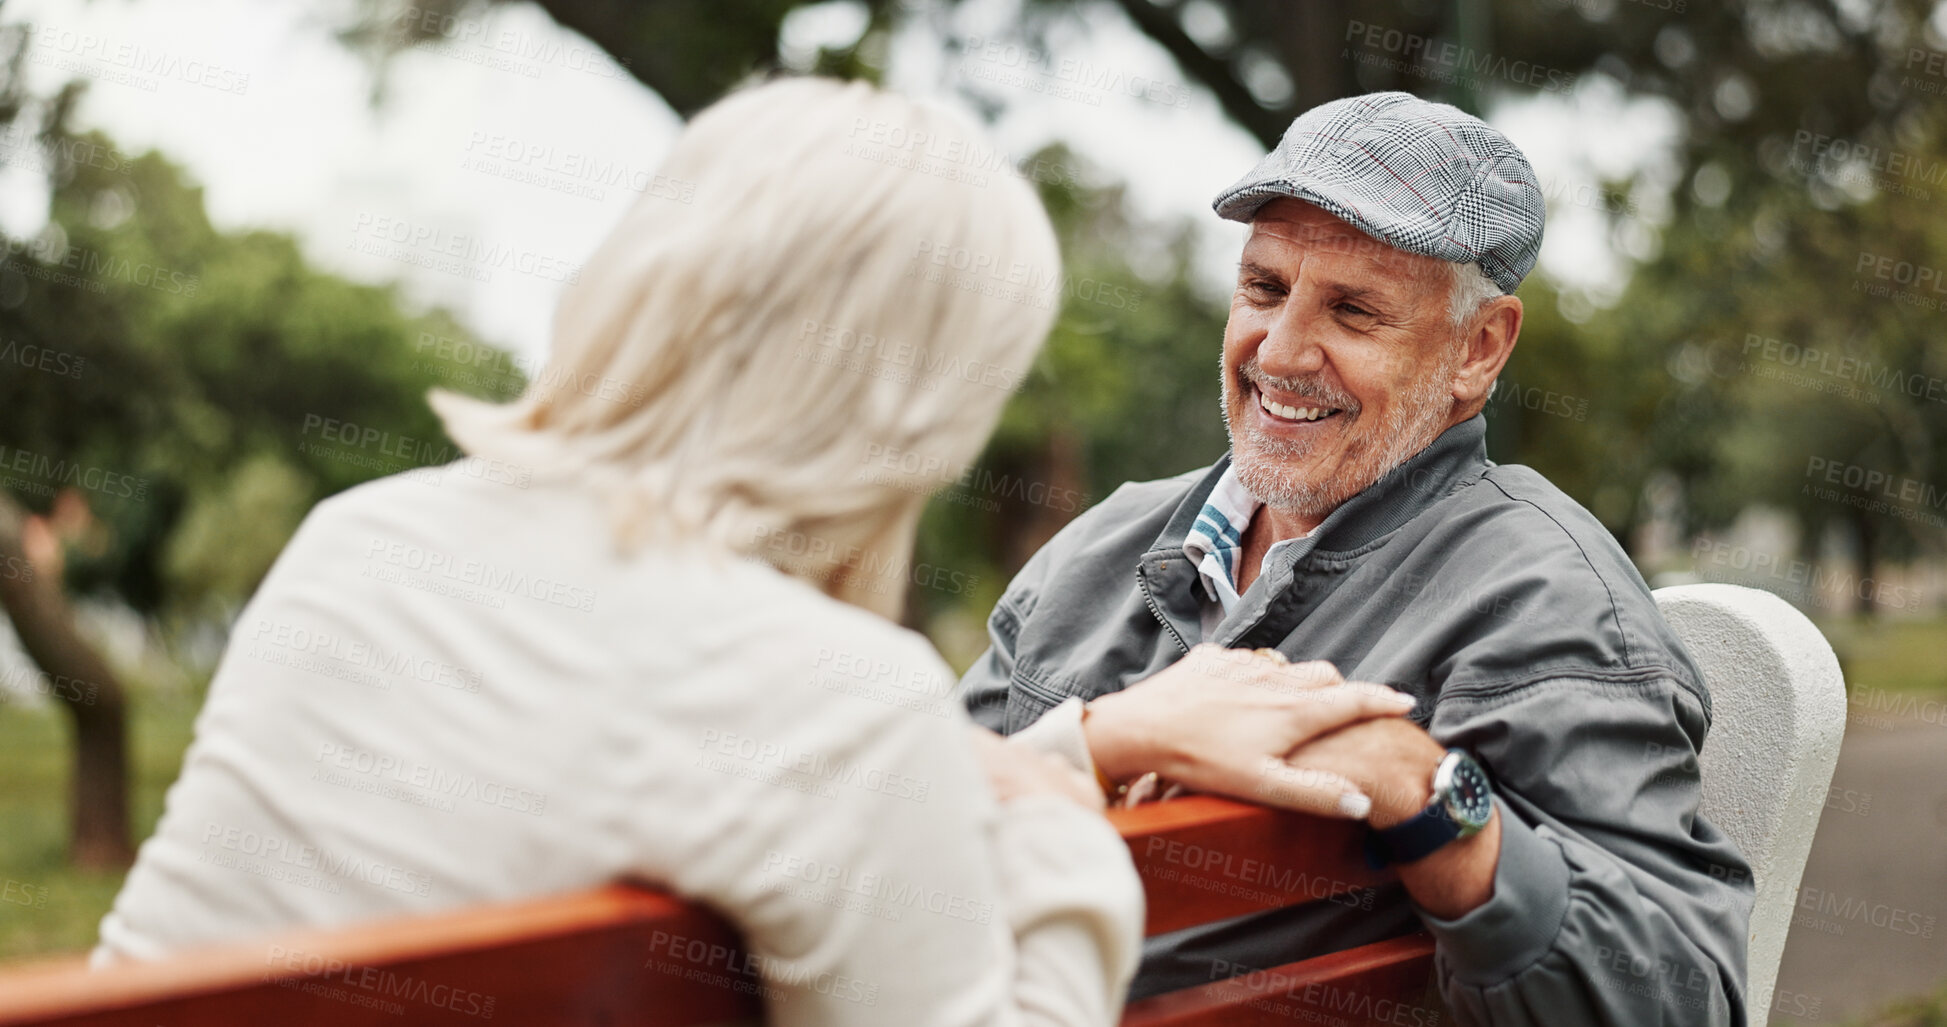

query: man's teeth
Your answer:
[1257,389,1337,422]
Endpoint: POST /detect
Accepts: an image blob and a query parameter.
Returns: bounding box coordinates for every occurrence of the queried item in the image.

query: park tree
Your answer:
[346,0,1947,610]
[0,36,516,867]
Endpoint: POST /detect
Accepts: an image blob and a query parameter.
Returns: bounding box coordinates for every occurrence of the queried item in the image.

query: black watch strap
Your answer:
[1363,800,1461,869]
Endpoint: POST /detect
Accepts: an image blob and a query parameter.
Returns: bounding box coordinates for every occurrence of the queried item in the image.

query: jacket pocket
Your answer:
[1003,669,1069,734]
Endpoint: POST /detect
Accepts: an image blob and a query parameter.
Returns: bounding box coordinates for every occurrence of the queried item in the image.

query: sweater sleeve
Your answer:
[676,627,1144,1027]
[987,796,1149,1026]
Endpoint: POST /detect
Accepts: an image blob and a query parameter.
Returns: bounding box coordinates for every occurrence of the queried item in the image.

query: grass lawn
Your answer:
[1840,983,1947,1027]
[1814,615,1947,696]
[0,689,198,964]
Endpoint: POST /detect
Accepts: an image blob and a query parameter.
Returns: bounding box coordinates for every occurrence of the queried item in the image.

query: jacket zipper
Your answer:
[1137,564,1191,655]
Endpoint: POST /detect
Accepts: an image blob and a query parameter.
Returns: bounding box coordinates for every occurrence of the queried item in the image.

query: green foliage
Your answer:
[0,134,522,620]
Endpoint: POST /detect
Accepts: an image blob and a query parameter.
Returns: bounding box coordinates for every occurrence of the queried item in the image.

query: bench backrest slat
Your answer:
[0,797,1429,1026]
[1121,933,1438,1027]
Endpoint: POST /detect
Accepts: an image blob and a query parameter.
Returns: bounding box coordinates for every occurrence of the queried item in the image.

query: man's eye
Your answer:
[1337,302,1372,317]
[1242,280,1283,301]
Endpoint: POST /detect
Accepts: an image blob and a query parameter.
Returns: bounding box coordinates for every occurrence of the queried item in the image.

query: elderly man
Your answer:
[960,92,1754,1025]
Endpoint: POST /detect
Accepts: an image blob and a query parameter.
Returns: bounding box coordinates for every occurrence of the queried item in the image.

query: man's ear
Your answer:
[1450,296,1522,407]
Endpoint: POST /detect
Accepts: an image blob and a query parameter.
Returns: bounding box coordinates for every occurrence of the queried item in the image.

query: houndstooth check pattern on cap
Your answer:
[1211,91,1544,295]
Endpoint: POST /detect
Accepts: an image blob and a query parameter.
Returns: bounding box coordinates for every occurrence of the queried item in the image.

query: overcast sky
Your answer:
[0,0,1677,363]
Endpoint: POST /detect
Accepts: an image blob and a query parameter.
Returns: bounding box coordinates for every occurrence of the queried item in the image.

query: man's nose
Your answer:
[1255,301,1328,380]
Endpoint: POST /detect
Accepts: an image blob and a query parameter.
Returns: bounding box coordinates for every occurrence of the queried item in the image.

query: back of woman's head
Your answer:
[432,77,1061,615]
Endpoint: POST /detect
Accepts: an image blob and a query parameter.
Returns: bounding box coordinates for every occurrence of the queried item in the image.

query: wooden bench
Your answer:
[0,796,1439,1027]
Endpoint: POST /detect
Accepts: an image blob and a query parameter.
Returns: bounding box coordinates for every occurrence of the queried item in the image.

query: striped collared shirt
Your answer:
[1180,464,1310,634]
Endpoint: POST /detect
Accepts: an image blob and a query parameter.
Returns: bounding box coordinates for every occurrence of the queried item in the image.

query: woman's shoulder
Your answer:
[726,565,960,703]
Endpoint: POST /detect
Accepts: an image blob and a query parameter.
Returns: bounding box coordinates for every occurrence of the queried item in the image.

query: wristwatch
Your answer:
[1364,749,1495,868]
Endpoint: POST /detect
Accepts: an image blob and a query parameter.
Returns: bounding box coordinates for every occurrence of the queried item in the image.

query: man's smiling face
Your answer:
[1220,198,1470,522]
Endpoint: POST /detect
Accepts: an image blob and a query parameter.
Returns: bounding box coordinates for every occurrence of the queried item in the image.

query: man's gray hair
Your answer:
[1448,260,1503,332]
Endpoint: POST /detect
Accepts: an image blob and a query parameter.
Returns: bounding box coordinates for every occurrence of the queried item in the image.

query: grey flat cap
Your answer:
[1213,91,1544,294]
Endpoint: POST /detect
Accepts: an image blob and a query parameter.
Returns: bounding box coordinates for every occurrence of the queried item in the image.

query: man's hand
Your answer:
[1081,644,1418,818]
[1279,716,1446,827]
[1283,717,1501,919]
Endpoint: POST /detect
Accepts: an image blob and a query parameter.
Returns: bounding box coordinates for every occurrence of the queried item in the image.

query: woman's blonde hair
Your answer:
[431,77,1061,618]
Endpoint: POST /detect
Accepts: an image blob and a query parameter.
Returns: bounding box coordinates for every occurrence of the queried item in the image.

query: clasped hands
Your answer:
[967,644,1502,915]
[971,644,1448,828]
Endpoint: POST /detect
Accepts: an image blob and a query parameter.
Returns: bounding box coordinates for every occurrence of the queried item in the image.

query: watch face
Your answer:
[1444,754,1494,833]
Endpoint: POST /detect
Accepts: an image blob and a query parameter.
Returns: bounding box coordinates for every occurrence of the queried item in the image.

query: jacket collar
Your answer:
[1148,413,1491,558]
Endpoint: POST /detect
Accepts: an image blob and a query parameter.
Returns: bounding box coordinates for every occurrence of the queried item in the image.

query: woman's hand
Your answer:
[1079,643,1419,818]
[966,726,1107,812]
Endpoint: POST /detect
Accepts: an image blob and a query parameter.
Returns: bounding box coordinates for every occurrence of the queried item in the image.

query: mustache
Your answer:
[1236,357,1359,413]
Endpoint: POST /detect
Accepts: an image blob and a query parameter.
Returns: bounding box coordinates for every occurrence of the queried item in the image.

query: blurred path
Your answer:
[1769,717,1947,1024]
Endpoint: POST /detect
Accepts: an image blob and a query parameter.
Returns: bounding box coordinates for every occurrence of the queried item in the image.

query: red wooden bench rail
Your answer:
[0,797,1438,1026]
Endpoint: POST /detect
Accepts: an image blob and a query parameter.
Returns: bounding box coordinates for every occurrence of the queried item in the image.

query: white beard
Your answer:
[1221,349,1462,519]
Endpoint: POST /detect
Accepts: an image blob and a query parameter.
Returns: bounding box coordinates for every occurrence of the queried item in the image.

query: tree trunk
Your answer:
[1852,505,1880,620]
[0,493,133,870]
[1004,425,1086,573]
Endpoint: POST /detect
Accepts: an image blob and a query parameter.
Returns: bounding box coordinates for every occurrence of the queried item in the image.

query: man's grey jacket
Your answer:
[959,414,1754,1026]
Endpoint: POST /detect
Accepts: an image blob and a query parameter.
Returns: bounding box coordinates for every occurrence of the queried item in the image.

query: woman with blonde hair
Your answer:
[95,78,1144,1024]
